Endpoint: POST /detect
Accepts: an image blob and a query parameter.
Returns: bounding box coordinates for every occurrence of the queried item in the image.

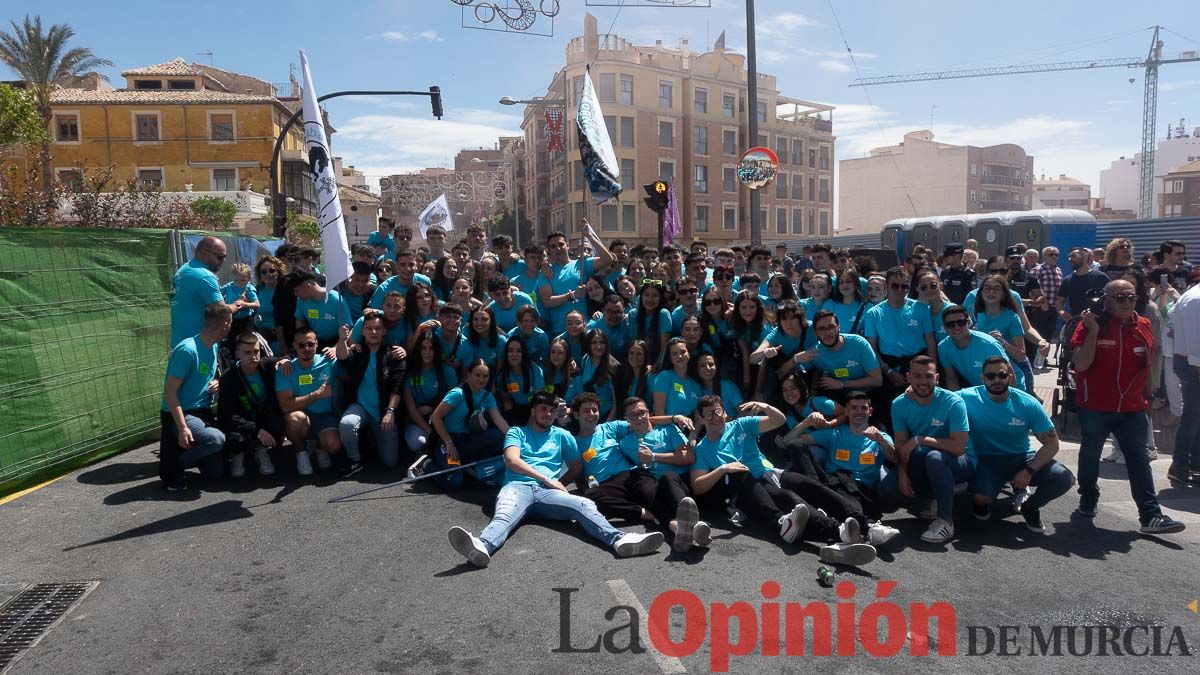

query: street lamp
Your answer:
[498,86,568,244]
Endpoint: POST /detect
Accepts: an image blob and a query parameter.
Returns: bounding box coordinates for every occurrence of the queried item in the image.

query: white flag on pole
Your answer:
[299,49,352,289]
[418,193,454,237]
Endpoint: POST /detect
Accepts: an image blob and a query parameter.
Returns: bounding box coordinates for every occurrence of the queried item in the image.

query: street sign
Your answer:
[737,147,779,190]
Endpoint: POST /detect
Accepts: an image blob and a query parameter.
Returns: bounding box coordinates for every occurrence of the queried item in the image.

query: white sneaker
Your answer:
[295,451,313,476]
[448,526,491,568]
[1011,488,1029,513]
[673,497,700,552]
[838,517,863,544]
[867,522,901,546]
[1148,447,1159,461]
[693,521,712,549]
[1102,447,1124,464]
[314,449,333,469]
[229,453,245,478]
[819,542,877,566]
[918,499,938,520]
[407,454,431,478]
[778,504,810,544]
[614,531,665,558]
[921,518,955,544]
[255,448,275,476]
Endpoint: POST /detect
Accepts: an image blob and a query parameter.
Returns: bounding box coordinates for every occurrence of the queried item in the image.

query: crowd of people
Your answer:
[161,220,1198,568]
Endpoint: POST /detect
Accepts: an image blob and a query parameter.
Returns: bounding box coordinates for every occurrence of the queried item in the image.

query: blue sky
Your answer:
[6,0,1200,204]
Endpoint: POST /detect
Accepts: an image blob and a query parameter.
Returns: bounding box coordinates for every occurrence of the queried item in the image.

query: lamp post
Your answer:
[500,77,568,245]
[746,0,761,247]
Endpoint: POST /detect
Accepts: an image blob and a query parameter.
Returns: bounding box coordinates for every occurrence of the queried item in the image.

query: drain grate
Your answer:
[0,582,97,673]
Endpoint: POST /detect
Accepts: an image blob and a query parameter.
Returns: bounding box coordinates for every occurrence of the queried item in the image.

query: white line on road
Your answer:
[606,578,687,674]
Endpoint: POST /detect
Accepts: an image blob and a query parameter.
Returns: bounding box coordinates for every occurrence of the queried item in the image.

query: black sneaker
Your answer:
[163,480,189,492]
[972,503,990,521]
[340,461,364,479]
[1140,515,1186,535]
[1020,502,1044,533]
[1074,501,1097,518]
[1167,465,1197,485]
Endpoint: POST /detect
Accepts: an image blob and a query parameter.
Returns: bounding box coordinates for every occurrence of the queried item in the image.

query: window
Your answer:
[695,165,708,193]
[54,113,79,142]
[809,177,815,202]
[809,148,816,168]
[970,162,978,176]
[759,208,768,230]
[659,161,674,181]
[168,79,196,90]
[605,116,617,145]
[620,159,634,190]
[723,207,736,231]
[573,76,585,105]
[723,167,736,193]
[134,112,160,142]
[133,79,162,90]
[819,145,829,170]
[622,203,636,231]
[722,129,736,155]
[658,121,673,147]
[137,168,163,188]
[694,88,707,114]
[620,117,634,148]
[969,190,977,205]
[819,211,830,234]
[212,168,237,191]
[756,100,767,123]
[55,168,82,190]
[791,208,803,234]
[658,81,673,108]
[791,139,802,165]
[757,134,767,148]
[722,94,735,118]
[208,112,235,142]
[776,173,787,199]
[574,161,586,191]
[819,178,829,203]
[694,126,707,155]
[809,208,816,234]
[792,174,802,200]
[696,205,709,232]
[599,73,616,102]
[620,75,634,105]
[776,208,787,234]
[601,204,619,231]
[776,136,788,161]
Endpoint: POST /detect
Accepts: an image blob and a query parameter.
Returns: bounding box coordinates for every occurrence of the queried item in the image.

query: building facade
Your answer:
[1159,160,1200,218]
[519,14,836,247]
[1098,120,1200,216]
[839,130,1034,231]
[1033,174,1090,209]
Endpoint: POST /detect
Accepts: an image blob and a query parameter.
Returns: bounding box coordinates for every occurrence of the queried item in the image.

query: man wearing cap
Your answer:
[939,244,975,306]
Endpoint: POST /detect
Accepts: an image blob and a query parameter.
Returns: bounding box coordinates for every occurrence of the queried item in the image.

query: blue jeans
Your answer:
[1017,358,1037,396]
[1171,355,1200,471]
[970,452,1075,508]
[478,483,625,554]
[339,403,401,467]
[1076,408,1162,524]
[878,446,974,520]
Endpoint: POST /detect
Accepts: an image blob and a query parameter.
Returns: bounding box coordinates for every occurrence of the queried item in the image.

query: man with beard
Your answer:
[170,236,242,348]
[938,244,975,306]
[796,310,883,404]
[539,227,614,334]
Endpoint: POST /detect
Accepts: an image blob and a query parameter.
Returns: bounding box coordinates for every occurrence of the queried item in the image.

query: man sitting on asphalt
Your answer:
[447,392,665,568]
[573,394,710,552]
[689,396,878,566]
[337,312,406,476]
[160,303,232,490]
[217,331,284,478]
[960,356,1075,533]
[276,326,342,476]
[877,356,974,545]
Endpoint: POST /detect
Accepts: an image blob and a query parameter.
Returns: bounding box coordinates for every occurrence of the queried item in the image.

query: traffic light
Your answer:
[643,180,670,212]
[429,85,444,119]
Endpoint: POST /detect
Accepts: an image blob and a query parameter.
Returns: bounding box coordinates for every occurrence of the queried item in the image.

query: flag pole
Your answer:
[327,461,481,503]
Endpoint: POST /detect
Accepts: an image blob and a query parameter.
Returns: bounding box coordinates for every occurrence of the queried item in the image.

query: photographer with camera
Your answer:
[1056,247,1109,323]
[1069,279,1185,534]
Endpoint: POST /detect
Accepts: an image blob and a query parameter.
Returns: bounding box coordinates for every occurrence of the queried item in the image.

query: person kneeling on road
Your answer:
[961,356,1075,533]
[337,311,406,476]
[276,326,342,476]
[447,392,665,567]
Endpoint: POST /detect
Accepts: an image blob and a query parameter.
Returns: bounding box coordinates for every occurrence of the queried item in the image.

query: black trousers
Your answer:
[694,471,840,541]
[586,470,689,525]
[776,423,883,522]
[874,351,925,433]
[221,414,285,459]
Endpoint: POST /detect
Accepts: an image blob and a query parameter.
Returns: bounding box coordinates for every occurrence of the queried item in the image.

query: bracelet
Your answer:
[385,407,396,415]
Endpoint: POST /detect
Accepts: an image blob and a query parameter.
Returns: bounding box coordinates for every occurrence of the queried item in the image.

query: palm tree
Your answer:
[0,15,112,193]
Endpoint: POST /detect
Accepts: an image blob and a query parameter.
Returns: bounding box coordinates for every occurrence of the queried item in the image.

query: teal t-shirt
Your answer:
[964,288,1024,318]
[469,333,507,371]
[486,291,534,333]
[936,331,1026,390]
[407,364,458,407]
[829,300,868,335]
[170,259,223,348]
[497,363,546,406]
[652,370,702,416]
[367,273,433,309]
[958,386,1052,456]
[670,305,701,335]
[222,281,258,319]
[973,309,1025,344]
[295,290,349,341]
[441,386,497,431]
[891,388,974,463]
[256,286,276,331]
[439,327,475,371]
[693,416,775,478]
[629,306,671,341]
[161,336,218,411]
[700,379,744,414]
[577,420,635,484]
[357,354,380,420]
[546,258,596,333]
[619,424,689,478]
[274,353,335,414]
[785,395,837,428]
[863,298,933,356]
[812,334,879,383]
[765,324,816,355]
[367,231,395,259]
[566,355,616,416]
[505,326,550,362]
[808,426,889,487]
[586,316,635,357]
[349,316,407,348]
[503,425,579,485]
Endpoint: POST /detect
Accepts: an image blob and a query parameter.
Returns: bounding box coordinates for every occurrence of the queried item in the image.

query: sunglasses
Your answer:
[704,299,725,307]
[1045,253,1059,257]
[918,283,939,291]
[890,283,909,290]
[715,273,734,281]
[1108,294,1137,303]
[943,319,969,328]
[296,342,318,349]
[1117,244,1131,250]
[701,408,725,420]
[983,371,1010,381]
[678,288,698,295]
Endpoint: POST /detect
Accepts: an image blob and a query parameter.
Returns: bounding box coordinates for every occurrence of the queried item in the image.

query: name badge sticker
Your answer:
[298,374,314,386]
[582,447,598,462]
[307,308,320,319]
[835,448,851,462]
[198,362,210,374]
[507,382,520,393]
[860,453,876,465]
[833,367,850,378]
[673,383,685,394]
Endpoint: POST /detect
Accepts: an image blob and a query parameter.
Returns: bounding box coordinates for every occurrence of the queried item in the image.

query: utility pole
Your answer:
[746,0,761,246]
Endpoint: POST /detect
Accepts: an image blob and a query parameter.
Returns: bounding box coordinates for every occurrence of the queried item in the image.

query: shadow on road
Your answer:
[76,461,159,486]
[62,499,252,550]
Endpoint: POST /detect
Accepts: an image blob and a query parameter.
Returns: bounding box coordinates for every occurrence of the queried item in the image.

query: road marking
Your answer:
[0,476,63,507]
[606,579,686,674]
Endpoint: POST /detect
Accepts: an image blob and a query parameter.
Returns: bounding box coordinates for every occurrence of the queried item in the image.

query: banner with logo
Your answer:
[299,49,352,288]
[575,68,622,205]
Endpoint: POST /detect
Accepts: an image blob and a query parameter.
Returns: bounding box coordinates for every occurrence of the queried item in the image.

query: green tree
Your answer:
[0,15,112,194]
[0,83,49,146]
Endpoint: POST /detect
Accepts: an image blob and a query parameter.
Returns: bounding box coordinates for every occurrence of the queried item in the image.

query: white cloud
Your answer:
[757,13,819,41]
[380,29,443,43]
[818,59,852,73]
[1159,80,1196,92]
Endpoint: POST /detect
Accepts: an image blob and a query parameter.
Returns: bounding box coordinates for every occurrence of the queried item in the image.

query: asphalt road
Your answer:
[3,370,1199,674]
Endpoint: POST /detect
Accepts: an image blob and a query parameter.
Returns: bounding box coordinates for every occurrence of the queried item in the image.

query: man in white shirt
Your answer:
[1168,272,1200,485]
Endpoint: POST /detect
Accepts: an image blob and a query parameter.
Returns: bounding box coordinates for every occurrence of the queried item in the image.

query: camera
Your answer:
[1082,288,1106,316]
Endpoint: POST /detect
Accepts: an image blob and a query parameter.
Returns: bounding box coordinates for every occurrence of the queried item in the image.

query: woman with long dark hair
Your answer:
[616,339,653,402]
[544,337,574,400]
[631,281,672,366]
[495,337,545,426]
[692,352,744,413]
[566,330,618,420]
[698,286,736,379]
[762,371,843,468]
[731,290,769,396]
[800,272,833,319]
[765,273,799,315]
[651,337,701,417]
[975,274,1033,394]
[915,268,951,344]
[430,256,459,302]
[254,255,286,352]
[402,282,439,350]
[429,359,509,489]
[403,330,458,455]
[830,269,868,336]
[750,300,814,401]
[679,315,713,357]
[555,309,588,367]
[466,305,506,372]
[584,273,612,317]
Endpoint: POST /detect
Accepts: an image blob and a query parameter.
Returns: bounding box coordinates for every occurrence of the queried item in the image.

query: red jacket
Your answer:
[1070,313,1155,412]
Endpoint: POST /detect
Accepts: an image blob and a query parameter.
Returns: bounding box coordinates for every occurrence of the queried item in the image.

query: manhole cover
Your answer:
[0,582,97,673]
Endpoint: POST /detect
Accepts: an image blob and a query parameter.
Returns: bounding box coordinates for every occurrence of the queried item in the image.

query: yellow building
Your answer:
[17,58,317,218]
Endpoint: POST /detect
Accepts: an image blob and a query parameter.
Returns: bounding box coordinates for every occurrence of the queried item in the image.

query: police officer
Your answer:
[939,244,975,306]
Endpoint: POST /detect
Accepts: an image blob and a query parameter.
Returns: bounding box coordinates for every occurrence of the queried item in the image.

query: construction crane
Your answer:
[850,26,1200,219]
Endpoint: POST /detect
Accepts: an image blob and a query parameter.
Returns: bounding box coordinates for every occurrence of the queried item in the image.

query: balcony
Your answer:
[981,200,1028,212]
[981,174,1024,187]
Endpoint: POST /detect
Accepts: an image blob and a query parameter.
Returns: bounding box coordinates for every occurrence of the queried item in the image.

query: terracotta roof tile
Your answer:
[50,88,277,105]
[120,57,204,77]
